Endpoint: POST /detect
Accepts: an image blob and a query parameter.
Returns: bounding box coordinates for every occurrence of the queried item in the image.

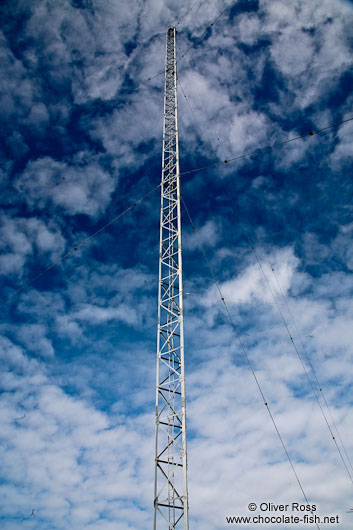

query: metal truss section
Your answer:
[154,27,189,530]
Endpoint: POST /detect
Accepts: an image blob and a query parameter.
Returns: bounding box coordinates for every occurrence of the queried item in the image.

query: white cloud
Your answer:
[17,324,54,358]
[270,27,314,78]
[183,219,220,250]
[0,32,36,120]
[264,0,353,109]
[228,107,269,156]
[0,215,65,276]
[0,338,155,528]
[55,314,83,341]
[16,155,116,216]
[329,119,353,170]
[204,246,298,306]
[0,336,30,371]
[72,303,137,326]
[185,348,353,529]
[237,14,261,45]
[89,93,162,168]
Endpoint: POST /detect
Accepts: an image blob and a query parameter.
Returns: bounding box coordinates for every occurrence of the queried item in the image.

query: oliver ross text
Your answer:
[259,503,316,512]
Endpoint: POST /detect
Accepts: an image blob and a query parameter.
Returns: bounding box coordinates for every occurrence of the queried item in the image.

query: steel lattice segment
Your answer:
[154,27,189,530]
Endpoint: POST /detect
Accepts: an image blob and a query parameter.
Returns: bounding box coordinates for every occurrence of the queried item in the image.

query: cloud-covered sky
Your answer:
[1,0,353,528]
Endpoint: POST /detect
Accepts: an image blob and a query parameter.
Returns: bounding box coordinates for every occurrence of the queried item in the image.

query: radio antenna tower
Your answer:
[153,27,189,530]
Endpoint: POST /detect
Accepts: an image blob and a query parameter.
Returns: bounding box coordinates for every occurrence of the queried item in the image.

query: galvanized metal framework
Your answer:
[154,27,189,530]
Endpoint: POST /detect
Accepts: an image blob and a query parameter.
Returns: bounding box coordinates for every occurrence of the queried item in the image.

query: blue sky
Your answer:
[1,0,353,528]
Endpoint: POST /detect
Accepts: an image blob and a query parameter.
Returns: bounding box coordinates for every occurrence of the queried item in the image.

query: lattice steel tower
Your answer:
[154,27,189,530]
